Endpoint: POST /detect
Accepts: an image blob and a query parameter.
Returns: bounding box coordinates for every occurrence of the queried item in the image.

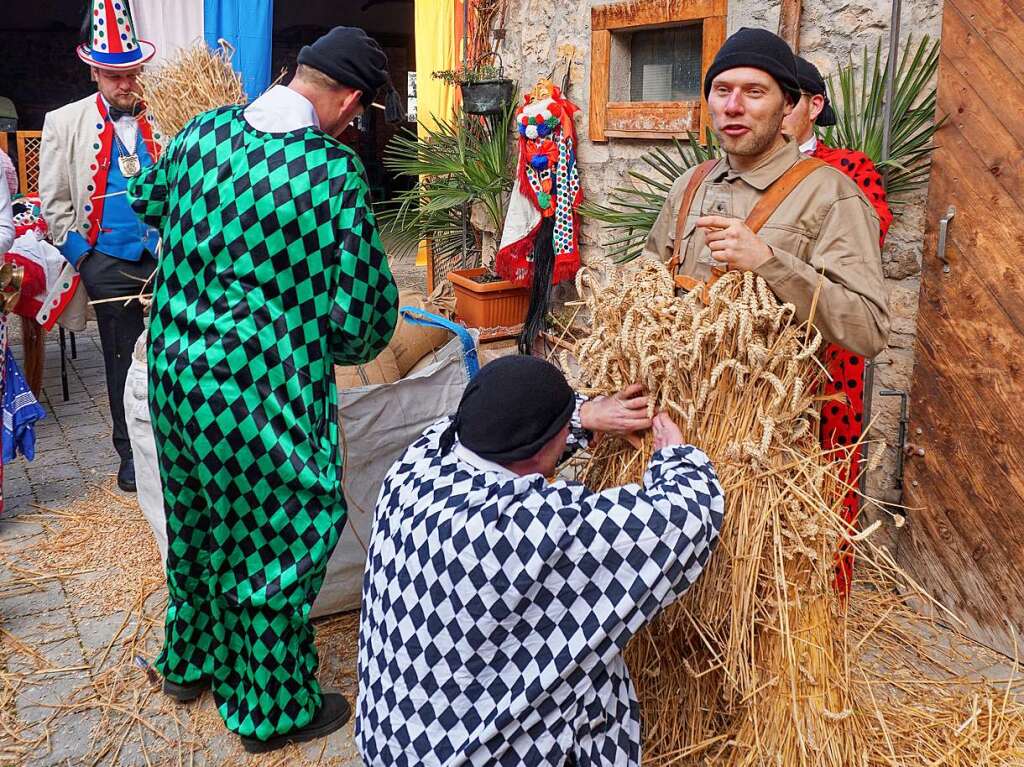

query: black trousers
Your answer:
[77,250,157,463]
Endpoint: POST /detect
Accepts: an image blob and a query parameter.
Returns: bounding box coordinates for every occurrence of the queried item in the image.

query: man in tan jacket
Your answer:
[642,28,889,358]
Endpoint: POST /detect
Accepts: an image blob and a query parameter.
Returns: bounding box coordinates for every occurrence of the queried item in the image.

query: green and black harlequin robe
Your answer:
[127,106,398,739]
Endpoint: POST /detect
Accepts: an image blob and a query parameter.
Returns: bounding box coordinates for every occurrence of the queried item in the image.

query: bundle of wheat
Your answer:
[565,260,861,764]
[563,259,1024,766]
[138,40,247,139]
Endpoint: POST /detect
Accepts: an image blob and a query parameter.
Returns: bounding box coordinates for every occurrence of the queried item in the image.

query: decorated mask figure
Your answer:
[497,81,583,352]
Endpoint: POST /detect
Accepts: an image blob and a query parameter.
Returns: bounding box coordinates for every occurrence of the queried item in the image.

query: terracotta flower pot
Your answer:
[447,268,529,328]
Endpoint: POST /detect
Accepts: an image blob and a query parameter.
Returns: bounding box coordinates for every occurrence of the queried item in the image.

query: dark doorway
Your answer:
[272,0,417,203]
[0,2,93,131]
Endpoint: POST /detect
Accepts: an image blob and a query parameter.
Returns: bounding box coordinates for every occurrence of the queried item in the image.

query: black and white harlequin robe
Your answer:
[356,397,725,766]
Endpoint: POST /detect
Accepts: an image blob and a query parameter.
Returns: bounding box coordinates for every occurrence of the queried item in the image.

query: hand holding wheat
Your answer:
[580,383,652,436]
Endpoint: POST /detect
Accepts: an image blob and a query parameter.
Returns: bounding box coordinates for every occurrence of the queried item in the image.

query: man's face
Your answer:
[92,67,143,111]
[537,423,571,478]
[781,92,824,144]
[708,67,793,158]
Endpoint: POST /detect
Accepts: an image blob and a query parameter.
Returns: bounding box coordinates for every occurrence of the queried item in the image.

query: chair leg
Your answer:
[21,319,45,397]
[70,331,77,360]
[59,326,70,402]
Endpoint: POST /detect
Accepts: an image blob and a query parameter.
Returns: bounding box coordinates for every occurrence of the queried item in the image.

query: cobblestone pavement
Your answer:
[0,250,425,766]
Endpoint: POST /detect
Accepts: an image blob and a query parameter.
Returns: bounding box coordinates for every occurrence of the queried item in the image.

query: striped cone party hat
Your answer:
[76,0,155,70]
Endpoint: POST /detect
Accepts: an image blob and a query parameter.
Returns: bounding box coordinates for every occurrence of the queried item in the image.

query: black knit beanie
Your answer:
[703,27,801,104]
[439,356,576,463]
[794,56,837,126]
[298,26,404,122]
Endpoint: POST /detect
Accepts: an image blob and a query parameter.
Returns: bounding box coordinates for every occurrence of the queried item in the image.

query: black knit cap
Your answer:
[702,27,802,104]
[794,56,837,126]
[298,26,390,108]
[440,356,576,463]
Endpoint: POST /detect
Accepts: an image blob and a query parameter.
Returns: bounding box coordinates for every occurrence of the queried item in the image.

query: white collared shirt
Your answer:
[800,135,818,154]
[243,85,321,132]
[101,96,139,154]
[453,440,517,479]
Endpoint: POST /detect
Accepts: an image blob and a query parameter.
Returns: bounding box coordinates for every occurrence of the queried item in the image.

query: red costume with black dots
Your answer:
[812,142,892,597]
[812,143,893,242]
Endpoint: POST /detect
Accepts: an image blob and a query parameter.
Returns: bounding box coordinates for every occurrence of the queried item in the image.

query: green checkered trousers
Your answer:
[127,107,398,741]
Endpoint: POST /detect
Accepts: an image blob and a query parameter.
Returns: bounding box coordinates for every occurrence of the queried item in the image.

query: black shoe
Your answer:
[163,677,210,704]
[240,693,352,754]
[117,458,136,493]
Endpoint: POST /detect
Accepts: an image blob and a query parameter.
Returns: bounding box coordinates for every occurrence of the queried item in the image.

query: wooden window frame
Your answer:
[590,0,727,142]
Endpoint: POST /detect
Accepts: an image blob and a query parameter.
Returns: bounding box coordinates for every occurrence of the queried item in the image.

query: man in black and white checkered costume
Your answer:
[356,356,725,766]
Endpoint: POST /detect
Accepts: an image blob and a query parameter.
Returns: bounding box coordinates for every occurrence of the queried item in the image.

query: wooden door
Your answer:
[898,0,1024,657]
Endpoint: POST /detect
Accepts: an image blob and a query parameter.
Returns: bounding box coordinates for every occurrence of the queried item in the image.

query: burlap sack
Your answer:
[127,312,478,617]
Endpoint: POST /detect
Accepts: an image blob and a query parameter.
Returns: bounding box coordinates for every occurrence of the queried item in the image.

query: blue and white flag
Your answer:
[3,352,45,463]
[133,0,273,99]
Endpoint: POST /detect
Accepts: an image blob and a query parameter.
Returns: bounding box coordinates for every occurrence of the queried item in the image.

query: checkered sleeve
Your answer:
[559,393,592,462]
[127,155,170,228]
[329,168,400,366]
[570,444,724,661]
[128,125,188,230]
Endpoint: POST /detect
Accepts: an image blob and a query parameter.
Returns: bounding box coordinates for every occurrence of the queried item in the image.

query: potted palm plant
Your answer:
[377,105,528,328]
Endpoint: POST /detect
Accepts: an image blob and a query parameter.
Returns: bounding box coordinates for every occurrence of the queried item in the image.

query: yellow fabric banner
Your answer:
[414,0,462,136]
[414,0,464,267]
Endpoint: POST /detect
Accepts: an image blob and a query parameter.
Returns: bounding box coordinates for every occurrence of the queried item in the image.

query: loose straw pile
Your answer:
[564,258,1024,765]
[0,486,364,765]
[139,40,247,139]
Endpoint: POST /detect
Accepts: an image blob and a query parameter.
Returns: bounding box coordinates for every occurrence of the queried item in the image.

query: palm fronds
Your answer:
[824,35,942,203]
[579,131,721,263]
[375,107,515,265]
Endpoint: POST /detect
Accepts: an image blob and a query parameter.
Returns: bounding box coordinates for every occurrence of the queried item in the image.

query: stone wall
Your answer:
[498,0,943,507]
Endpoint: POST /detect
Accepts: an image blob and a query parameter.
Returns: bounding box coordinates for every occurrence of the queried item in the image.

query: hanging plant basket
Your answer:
[460,53,515,115]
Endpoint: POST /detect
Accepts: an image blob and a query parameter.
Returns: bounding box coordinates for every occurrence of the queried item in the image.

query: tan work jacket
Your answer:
[641,139,890,357]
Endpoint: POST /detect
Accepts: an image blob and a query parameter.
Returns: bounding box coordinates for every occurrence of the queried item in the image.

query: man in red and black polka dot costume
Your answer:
[783,55,894,597]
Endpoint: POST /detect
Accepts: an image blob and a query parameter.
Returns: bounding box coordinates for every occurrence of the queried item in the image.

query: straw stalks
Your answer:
[0,484,364,765]
[565,258,1024,765]
[139,40,247,139]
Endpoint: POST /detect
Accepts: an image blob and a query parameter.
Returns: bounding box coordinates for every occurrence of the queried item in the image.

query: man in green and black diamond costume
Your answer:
[127,27,401,754]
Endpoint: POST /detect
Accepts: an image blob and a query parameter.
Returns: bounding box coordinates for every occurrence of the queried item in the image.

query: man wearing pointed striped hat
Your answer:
[39,0,162,493]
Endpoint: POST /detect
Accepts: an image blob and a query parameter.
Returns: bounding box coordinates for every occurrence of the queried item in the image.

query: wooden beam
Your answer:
[701,15,727,140]
[606,101,701,136]
[589,30,611,142]
[592,0,727,31]
[778,0,802,53]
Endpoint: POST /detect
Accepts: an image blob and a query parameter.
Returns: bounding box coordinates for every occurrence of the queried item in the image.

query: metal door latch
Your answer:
[937,206,956,274]
[879,389,910,491]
